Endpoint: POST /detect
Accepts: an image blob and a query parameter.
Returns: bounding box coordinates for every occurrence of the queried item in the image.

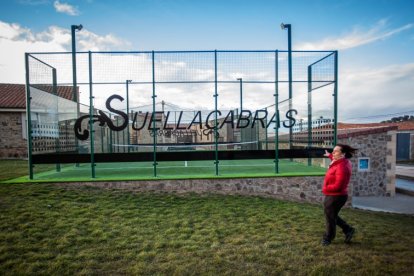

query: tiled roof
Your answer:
[338,121,414,131]
[0,83,76,109]
[272,124,399,141]
[337,125,398,139]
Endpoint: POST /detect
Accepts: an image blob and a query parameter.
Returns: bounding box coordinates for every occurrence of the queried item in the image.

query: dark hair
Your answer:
[336,144,357,159]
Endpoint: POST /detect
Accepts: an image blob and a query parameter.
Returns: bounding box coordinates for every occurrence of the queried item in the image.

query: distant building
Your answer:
[267,121,414,197]
[338,122,414,161]
[0,83,76,158]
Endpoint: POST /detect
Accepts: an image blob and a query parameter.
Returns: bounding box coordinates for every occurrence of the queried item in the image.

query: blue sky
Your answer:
[0,0,413,121]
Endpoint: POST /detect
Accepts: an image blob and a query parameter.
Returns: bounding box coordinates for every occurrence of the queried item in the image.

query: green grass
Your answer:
[0,183,413,275]
[0,160,56,182]
[3,159,327,183]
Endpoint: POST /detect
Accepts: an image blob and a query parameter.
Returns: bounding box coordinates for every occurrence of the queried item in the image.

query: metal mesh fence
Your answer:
[27,50,337,178]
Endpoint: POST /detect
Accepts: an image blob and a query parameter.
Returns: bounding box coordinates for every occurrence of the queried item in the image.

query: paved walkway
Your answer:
[352,193,414,215]
[352,165,414,215]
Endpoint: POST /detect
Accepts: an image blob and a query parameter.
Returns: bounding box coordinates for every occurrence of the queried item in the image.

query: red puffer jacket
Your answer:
[322,154,352,196]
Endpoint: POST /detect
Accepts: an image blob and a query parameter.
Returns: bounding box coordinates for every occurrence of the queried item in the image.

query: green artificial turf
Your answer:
[3,159,326,183]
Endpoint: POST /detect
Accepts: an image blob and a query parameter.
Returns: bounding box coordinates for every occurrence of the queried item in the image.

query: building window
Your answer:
[358,157,370,172]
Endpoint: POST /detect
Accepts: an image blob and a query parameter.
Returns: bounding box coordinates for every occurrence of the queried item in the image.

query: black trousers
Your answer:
[323,195,352,241]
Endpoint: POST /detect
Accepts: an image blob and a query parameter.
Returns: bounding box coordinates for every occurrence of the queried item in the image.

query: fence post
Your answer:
[109,114,113,153]
[25,53,34,179]
[307,65,312,166]
[88,51,95,178]
[53,68,61,172]
[152,51,157,177]
[214,50,219,176]
[274,50,279,174]
[101,126,104,153]
[265,107,268,150]
[333,51,338,146]
[126,80,131,153]
[116,117,119,152]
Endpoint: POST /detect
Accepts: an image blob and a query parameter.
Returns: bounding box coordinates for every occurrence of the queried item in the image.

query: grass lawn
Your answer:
[0,159,56,182]
[0,183,413,275]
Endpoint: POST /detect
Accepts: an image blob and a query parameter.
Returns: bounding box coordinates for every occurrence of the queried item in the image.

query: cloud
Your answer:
[77,30,132,51]
[294,19,414,121]
[53,0,79,16]
[339,63,414,121]
[0,21,35,41]
[0,20,132,83]
[2,19,412,124]
[298,19,414,50]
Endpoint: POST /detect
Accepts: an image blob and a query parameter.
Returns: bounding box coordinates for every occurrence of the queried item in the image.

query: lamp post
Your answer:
[237,78,243,149]
[281,23,292,150]
[237,78,243,114]
[126,80,132,153]
[71,24,82,165]
[280,23,292,100]
[71,24,83,102]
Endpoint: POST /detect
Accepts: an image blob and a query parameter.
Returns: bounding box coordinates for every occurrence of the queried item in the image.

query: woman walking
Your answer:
[322,144,357,246]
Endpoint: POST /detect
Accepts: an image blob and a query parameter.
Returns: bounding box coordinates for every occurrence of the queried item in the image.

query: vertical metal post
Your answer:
[237,78,243,150]
[109,114,113,153]
[116,117,119,152]
[88,51,95,178]
[333,51,338,146]
[287,25,293,151]
[126,80,131,153]
[265,107,268,150]
[133,110,138,152]
[52,68,61,172]
[71,25,82,167]
[307,65,312,166]
[71,25,79,103]
[274,50,279,174]
[237,78,243,113]
[101,126,104,153]
[25,53,34,180]
[281,23,293,151]
[122,127,125,153]
[287,26,292,99]
[107,128,110,152]
[152,51,157,177]
[214,50,219,176]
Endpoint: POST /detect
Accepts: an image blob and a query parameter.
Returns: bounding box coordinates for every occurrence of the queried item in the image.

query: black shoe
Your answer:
[321,239,331,246]
[345,228,355,243]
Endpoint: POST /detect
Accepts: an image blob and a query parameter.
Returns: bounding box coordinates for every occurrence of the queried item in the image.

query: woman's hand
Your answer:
[323,150,330,157]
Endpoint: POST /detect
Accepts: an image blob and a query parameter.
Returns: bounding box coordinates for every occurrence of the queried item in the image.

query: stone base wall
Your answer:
[55,176,330,204]
[0,112,27,159]
[280,128,397,197]
[339,130,396,197]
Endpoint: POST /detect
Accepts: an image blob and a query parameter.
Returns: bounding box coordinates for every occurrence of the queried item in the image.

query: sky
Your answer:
[0,0,413,122]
